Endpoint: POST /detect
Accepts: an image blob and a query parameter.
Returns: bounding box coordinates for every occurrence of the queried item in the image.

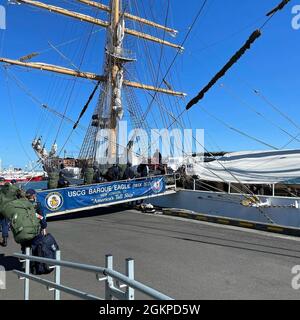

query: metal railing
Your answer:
[14,248,173,300]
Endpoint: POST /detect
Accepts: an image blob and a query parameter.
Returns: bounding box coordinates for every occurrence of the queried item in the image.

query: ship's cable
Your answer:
[186,29,262,110]
[142,0,209,120]
[3,67,33,162]
[73,80,101,130]
[186,0,292,110]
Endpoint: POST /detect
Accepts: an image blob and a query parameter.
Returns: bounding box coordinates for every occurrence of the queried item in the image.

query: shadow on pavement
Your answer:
[0,254,22,271]
[48,204,133,222]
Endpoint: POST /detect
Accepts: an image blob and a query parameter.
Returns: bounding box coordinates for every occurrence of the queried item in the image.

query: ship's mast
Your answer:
[109,0,121,163]
[0,0,186,167]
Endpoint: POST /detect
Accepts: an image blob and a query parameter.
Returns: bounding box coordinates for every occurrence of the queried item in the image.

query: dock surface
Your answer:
[1,207,300,300]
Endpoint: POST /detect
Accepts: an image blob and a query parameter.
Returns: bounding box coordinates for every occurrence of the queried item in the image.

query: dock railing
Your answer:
[13,248,173,300]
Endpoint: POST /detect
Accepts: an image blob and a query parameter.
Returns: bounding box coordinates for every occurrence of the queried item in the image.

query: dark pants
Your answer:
[0,217,9,238]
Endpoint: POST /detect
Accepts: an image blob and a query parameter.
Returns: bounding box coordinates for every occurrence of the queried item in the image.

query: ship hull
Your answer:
[0,175,45,185]
[148,189,300,228]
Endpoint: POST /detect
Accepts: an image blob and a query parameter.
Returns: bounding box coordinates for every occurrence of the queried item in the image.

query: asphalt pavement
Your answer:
[1,206,300,300]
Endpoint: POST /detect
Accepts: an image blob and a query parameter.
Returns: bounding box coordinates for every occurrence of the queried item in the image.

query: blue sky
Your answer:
[0,0,299,167]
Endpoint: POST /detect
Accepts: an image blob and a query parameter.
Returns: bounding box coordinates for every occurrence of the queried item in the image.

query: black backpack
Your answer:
[31,233,59,275]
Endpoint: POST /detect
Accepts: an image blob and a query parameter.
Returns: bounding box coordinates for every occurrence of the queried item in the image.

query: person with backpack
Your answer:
[0,182,23,247]
[25,189,47,234]
[0,195,47,252]
[0,216,9,247]
[0,188,59,274]
[24,190,59,274]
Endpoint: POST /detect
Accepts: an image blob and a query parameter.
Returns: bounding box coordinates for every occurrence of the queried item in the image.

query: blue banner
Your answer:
[37,176,166,215]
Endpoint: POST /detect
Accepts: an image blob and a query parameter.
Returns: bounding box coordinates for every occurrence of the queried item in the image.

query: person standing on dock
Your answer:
[153,149,162,169]
[25,189,47,233]
[123,162,135,180]
[57,172,70,188]
[0,181,23,247]
[137,162,149,178]
[0,216,9,247]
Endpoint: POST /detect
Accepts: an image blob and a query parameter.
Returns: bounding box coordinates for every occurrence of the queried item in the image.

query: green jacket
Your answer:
[0,184,20,218]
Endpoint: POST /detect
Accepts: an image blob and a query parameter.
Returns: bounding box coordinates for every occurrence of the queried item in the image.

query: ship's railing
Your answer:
[14,248,173,301]
[164,173,178,189]
[45,174,177,191]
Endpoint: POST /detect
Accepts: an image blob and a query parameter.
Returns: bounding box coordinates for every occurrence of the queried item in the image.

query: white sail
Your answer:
[190,149,300,184]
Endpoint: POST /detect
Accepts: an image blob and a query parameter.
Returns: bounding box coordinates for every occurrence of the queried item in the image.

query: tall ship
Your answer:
[1,0,300,229]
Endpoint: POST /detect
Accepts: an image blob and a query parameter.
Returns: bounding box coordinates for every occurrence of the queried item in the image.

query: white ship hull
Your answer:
[149,189,300,228]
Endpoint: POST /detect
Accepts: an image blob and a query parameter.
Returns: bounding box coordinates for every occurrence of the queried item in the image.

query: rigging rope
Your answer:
[188,27,300,151]
[3,67,86,130]
[124,67,267,200]
[142,0,209,121]
[186,30,262,110]
[73,80,101,130]
[200,106,278,150]
[55,7,102,150]
[219,83,300,144]
[266,0,291,17]
[186,0,292,110]
[3,68,33,162]
[253,89,300,132]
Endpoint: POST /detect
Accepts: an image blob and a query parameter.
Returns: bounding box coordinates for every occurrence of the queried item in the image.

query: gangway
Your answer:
[37,175,177,218]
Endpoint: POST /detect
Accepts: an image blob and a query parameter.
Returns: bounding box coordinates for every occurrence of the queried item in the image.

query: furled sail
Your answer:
[190,150,300,184]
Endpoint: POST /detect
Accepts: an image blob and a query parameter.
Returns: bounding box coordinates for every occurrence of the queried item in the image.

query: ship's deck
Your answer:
[1,206,300,300]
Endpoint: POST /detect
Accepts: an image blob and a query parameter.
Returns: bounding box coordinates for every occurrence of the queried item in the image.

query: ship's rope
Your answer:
[2,67,87,130]
[140,0,171,128]
[142,0,209,121]
[73,80,101,130]
[219,83,300,144]
[125,67,279,152]
[146,1,188,130]
[155,0,294,200]
[123,67,270,201]
[48,41,80,71]
[127,0,207,155]
[3,67,33,163]
[186,0,292,110]
[265,0,292,19]
[54,5,105,155]
[252,90,300,143]
[187,49,300,150]
[131,0,169,129]
[186,29,262,110]
[199,107,278,150]
[35,14,84,144]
